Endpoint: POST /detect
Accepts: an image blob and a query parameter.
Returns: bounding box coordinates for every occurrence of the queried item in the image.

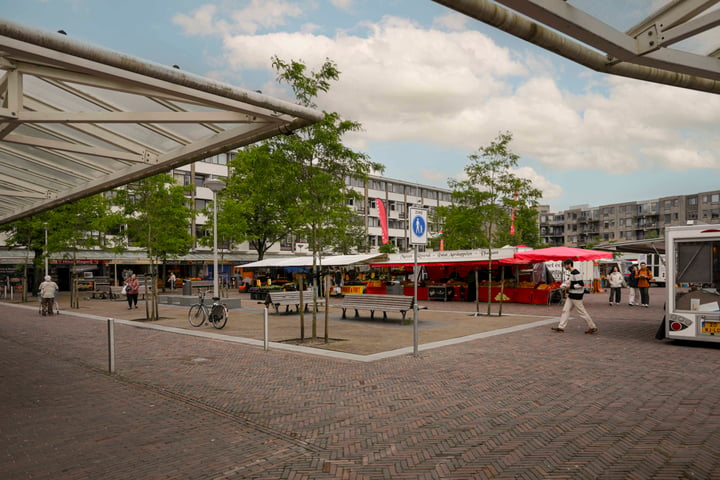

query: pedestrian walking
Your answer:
[124,273,140,309]
[39,275,59,316]
[552,259,598,334]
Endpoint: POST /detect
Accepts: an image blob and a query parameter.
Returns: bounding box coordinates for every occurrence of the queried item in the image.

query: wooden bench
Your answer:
[341,294,415,323]
[91,284,115,299]
[111,285,152,299]
[264,290,326,313]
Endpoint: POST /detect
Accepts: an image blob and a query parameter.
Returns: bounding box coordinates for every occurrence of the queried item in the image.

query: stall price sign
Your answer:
[409,208,427,245]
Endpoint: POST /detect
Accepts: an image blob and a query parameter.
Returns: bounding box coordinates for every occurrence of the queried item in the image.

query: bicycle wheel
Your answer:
[210,304,228,329]
[188,304,206,327]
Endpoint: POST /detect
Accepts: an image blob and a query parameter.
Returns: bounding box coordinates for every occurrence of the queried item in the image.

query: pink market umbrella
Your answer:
[513,246,613,263]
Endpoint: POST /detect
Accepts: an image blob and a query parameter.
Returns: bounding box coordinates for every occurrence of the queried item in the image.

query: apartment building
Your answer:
[175,156,454,254]
[346,175,453,252]
[539,190,720,247]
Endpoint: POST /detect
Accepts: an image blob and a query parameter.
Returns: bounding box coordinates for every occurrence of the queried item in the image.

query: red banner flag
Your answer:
[376,198,389,244]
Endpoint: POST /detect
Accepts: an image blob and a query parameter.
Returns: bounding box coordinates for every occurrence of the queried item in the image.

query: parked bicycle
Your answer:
[188,290,228,329]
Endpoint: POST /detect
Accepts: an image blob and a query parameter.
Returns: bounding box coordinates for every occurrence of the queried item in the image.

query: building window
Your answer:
[369,180,385,191]
[688,197,698,206]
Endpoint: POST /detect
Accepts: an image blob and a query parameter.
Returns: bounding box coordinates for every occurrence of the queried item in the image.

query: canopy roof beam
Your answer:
[433,0,720,94]
[0,19,324,225]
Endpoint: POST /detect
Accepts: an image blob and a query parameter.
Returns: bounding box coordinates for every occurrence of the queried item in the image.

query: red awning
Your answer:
[513,246,612,263]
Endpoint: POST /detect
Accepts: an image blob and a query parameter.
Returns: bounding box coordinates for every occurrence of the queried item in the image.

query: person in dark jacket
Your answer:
[627,265,640,306]
[551,259,598,334]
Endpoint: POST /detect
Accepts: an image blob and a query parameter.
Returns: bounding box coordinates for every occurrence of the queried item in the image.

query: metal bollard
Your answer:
[107,318,116,373]
[264,306,269,351]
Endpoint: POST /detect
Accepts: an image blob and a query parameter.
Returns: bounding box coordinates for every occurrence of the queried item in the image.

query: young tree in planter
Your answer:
[1,195,124,306]
[447,132,542,316]
[0,213,51,303]
[113,174,193,320]
[268,56,384,341]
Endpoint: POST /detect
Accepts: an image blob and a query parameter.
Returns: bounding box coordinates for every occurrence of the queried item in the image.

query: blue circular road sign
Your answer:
[412,215,426,237]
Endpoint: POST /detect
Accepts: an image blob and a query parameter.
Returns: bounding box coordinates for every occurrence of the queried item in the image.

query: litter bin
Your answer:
[386,282,403,296]
[182,280,192,296]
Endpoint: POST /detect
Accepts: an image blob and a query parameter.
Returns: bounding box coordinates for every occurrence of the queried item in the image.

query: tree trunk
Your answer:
[297,273,305,341]
[324,273,330,343]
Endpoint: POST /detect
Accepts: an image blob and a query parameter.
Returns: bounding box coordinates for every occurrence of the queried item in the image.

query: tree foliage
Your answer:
[222,144,302,260]
[443,132,542,315]
[112,173,193,320]
[0,194,115,305]
[268,56,383,340]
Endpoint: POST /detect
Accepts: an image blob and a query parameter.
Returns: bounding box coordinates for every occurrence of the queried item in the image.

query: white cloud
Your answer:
[330,0,354,12]
[173,5,218,36]
[197,10,720,181]
[173,0,305,36]
[512,166,563,204]
[432,12,468,31]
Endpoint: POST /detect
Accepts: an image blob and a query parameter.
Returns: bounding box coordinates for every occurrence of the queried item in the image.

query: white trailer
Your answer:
[665,225,720,343]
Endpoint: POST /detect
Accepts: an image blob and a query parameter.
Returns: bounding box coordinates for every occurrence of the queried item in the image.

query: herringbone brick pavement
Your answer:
[1,288,719,479]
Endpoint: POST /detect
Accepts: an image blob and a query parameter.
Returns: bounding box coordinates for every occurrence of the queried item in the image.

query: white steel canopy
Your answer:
[0,19,324,225]
[433,0,720,95]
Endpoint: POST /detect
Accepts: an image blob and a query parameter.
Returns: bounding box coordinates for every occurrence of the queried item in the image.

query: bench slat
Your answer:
[341,294,414,322]
[265,291,325,313]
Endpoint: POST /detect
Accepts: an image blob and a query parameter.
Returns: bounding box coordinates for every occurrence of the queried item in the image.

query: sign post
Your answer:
[409,207,427,356]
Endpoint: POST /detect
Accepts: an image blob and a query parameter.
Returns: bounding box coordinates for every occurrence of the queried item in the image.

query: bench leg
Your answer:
[382,312,388,320]
[342,308,347,319]
[370,310,375,320]
[354,309,360,318]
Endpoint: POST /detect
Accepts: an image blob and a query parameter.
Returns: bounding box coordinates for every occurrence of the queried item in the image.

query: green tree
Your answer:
[378,242,398,254]
[113,174,193,320]
[0,214,49,302]
[48,195,120,308]
[447,132,542,316]
[222,144,301,261]
[269,56,384,340]
[0,195,116,306]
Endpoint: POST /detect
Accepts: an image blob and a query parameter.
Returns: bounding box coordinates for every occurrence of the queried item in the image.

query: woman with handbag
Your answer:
[124,273,140,309]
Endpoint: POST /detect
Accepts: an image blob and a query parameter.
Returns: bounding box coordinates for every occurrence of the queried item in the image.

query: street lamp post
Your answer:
[44,222,48,277]
[204,179,225,299]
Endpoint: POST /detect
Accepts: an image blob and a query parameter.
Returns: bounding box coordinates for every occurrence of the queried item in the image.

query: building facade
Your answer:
[175,156,454,255]
[538,190,720,247]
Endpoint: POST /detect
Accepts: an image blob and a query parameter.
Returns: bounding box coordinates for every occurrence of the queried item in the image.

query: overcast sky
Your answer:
[2,0,718,211]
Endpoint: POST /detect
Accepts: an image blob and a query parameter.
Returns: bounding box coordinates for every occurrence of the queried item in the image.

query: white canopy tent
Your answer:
[0,19,324,225]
